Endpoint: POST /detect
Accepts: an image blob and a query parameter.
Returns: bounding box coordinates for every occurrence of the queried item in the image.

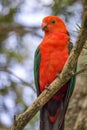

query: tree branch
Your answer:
[10,0,87,130]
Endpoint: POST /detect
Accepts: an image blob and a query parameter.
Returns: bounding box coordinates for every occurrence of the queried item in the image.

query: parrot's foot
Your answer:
[45,85,50,91]
[56,73,60,77]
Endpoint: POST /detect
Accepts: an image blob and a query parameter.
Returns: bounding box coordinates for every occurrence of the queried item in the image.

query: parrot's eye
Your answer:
[51,20,56,24]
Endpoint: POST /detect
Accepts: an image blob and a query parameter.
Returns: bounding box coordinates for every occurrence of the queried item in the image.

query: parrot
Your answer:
[34,16,76,130]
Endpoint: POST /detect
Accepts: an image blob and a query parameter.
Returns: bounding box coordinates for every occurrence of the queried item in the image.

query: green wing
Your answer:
[68,42,77,96]
[34,46,41,96]
[58,42,77,128]
[62,42,77,114]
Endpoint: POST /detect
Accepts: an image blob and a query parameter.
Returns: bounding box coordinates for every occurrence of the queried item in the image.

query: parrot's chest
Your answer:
[39,47,69,92]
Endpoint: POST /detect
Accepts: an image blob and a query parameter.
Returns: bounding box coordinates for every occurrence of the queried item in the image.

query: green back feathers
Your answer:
[68,64,77,98]
[34,46,40,96]
[68,42,77,96]
[62,42,77,121]
[65,42,77,105]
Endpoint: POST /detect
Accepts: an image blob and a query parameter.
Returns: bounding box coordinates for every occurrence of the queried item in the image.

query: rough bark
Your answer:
[10,0,87,130]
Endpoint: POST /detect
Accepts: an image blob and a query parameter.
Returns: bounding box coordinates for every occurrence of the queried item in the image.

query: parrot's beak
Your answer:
[41,22,48,31]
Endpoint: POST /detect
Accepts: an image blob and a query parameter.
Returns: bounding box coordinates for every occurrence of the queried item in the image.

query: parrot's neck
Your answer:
[41,32,70,51]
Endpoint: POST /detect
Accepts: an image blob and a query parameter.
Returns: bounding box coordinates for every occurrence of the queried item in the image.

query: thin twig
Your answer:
[72,67,87,76]
[0,68,36,92]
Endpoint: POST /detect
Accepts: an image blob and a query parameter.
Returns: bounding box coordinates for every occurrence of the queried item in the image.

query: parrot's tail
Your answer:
[40,105,64,130]
[39,76,76,130]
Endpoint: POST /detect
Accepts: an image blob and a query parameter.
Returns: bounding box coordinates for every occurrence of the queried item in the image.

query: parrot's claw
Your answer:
[45,85,50,91]
[56,73,60,77]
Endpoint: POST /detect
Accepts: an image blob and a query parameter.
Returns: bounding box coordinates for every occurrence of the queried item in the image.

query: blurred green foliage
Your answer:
[52,0,77,15]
